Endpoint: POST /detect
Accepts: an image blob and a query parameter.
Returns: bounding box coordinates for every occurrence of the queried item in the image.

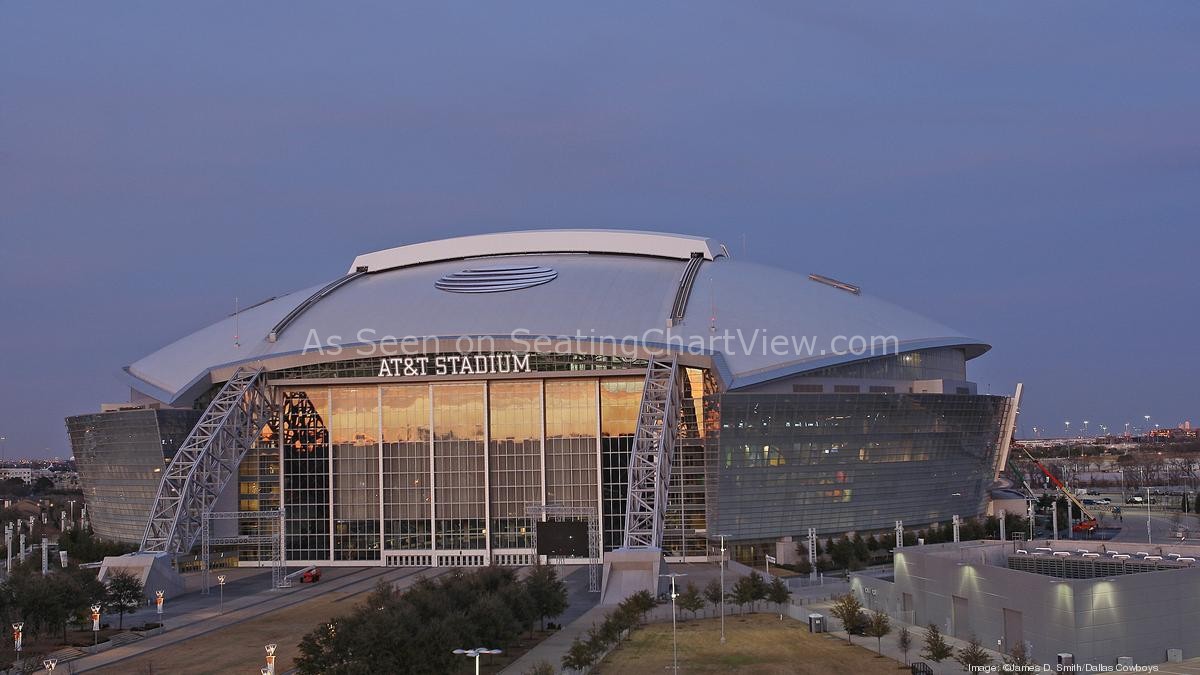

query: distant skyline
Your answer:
[2,3,1198,457]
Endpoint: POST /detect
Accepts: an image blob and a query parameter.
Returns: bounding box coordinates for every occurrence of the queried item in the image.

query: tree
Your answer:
[677,582,705,620]
[955,634,993,671]
[731,575,761,614]
[1004,640,1033,670]
[561,635,597,671]
[921,623,953,663]
[864,610,891,654]
[703,578,724,609]
[525,563,569,630]
[104,570,145,629]
[897,626,912,665]
[766,576,791,619]
[829,593,864,643]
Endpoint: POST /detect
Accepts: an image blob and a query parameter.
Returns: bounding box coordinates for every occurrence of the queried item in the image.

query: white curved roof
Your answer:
[124,230,988,403]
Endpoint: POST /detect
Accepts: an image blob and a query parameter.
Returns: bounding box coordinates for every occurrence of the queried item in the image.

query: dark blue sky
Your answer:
[2,3,1198,457]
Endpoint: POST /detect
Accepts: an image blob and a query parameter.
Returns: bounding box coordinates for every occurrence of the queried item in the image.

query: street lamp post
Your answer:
[91,604,101,645]
[452,647,502,675]
[660,572,687,675]
[265,643,277,675]
[217,575,227,614]
[717,533,728,644]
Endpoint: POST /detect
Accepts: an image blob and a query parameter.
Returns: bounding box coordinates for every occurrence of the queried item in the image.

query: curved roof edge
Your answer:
[348,229,727,274]
[726,338,992,390]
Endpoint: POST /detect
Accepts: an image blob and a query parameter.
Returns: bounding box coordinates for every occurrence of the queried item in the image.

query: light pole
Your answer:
[217,575,227,614]
[717,533,728,644]
[452,647,501,675]
[91,604,101,645]
[265,643,277,675]
[660,572,687,675]
[1147,486,1152,544]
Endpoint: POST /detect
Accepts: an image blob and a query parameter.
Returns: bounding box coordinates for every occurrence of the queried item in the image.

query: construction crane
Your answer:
[1021,448,1098,533]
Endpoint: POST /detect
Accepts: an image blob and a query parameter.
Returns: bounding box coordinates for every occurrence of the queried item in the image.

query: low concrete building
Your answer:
[851,539,1200,668]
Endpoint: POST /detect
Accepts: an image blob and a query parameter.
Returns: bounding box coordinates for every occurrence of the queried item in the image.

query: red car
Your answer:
[301,568,322,583]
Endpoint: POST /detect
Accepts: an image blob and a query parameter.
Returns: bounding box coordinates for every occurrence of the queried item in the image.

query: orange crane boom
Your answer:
[1021,448,1098,533]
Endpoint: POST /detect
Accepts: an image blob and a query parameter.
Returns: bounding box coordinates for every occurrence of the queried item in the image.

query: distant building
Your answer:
[0,468,33,484]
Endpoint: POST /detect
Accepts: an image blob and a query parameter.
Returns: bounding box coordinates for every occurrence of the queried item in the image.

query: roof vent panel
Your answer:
[435,264,558,293]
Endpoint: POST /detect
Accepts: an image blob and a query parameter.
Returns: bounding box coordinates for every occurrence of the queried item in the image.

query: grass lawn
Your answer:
[594,613,903,675]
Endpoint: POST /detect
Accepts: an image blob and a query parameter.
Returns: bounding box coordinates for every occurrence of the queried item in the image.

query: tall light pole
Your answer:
[717,533,728,644]
[1147,486,1153,544]
[453,647,501,675]
[660,572,687,675]
[265,643,277,675]
[217,575,227,614]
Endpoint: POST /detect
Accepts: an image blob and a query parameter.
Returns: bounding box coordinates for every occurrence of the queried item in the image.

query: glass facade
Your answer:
[798,347,968,382]
[708,392,1011,544]
[70,357,1010,570]
[272,374,703,565]
[67,408,203,544]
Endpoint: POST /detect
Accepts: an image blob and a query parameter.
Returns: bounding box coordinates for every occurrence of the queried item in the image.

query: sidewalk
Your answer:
[500,567,601,675]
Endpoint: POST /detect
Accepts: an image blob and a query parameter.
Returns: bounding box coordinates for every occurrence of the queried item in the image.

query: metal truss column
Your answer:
[622,356,681,550]
[141,368,276,556]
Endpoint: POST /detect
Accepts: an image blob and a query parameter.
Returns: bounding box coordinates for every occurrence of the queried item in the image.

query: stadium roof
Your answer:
[124,230,988,404]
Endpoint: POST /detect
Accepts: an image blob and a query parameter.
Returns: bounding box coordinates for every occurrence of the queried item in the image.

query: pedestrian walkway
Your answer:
[500,567,601,675]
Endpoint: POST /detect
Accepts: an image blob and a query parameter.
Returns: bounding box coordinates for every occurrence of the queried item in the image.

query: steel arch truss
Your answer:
[141,368,275,555]
[622,356,681,549]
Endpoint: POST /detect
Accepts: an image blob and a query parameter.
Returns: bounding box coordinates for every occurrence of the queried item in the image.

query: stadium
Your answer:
[67,230,1018,592]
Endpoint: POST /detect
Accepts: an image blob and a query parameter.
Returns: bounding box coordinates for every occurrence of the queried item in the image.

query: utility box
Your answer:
[1057,653,1074,666]
[1167,649,1183,663]
[808,613,825,633]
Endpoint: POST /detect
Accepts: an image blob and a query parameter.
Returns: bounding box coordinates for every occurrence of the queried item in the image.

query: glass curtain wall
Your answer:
[545,380,598,511]
[432,383,486,550]
[663,368,712,558]
[600,378,642,550]
[331,388,380,561]
[488,381,541,549]
[281,389,331,560]
[710,392,1010,545]
[381,385,431,550]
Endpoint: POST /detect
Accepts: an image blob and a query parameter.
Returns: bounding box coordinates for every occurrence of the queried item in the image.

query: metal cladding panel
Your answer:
[708,393,1011,541]
[122,231,989,405]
